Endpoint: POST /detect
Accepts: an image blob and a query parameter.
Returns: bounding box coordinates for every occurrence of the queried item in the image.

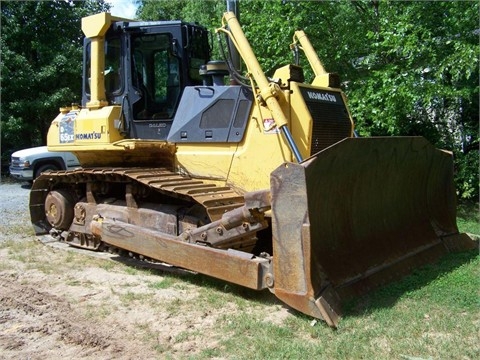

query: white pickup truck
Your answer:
[9,146,80,181]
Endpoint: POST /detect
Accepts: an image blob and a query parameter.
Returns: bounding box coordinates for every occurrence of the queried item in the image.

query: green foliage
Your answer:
[348,1,478,137]
[137,0,225,26]
[206,249,479,360]
[136,0,225,58]
[0,0,109,161]
[457,201,480,235]
[455,149,479,200]
[136,0,186,20]
[2,0,478,198]
[342,1,479,198]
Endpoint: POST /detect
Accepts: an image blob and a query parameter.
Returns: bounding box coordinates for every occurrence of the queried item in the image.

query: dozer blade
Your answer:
[270,137,476,327]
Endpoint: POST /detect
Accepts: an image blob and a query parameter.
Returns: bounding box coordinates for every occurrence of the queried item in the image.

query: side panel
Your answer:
[168,86,252,143]
[173,85,294,190]
[47,106,124,148]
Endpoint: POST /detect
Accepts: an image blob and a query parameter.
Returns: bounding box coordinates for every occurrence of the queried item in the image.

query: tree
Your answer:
[4,0,477,199]
[343,1,479,199]
[136,0,224,24]
[136,0,225,58]
[137,0,478,199]
[1,0,109,164]
[136,0,186,20]
[235,0,479,199]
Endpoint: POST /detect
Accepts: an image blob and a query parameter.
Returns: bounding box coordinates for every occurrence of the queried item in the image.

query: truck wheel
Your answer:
[35,163,59,179]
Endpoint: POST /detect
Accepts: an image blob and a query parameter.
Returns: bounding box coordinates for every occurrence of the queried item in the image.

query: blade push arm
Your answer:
[292,30,327,77]
[217,12,303,162]
[291,30,340,88]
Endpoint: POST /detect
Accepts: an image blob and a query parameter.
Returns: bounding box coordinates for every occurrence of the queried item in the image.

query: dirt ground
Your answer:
[0,181,291,359]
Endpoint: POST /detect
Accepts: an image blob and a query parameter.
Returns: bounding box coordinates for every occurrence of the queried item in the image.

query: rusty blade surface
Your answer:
[270,137,474,326]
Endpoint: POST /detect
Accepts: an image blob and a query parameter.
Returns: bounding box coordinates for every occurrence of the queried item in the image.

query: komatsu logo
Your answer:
[307,91,337,103]
[75,132,102,140]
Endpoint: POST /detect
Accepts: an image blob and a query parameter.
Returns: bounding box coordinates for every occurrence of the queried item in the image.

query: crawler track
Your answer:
[29,167,248,250]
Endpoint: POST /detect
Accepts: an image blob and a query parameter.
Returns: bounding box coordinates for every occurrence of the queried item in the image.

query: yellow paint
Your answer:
[292,30,327,77]
[46,106,180,167]
[174,99,296,192]
[81,13,131,109]
[45,12,355,193]
[175,143,238,182]
[219,12,290,130]
[48,106,123,148]
[74,106,124,144]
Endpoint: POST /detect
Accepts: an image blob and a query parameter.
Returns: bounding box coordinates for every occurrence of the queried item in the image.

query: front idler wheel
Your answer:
[44,189,75,230]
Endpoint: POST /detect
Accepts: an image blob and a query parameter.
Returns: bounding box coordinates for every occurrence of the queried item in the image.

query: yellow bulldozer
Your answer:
[29,7,475,327]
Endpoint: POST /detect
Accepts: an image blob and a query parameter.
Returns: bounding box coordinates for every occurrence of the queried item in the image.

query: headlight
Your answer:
[11,157,30,168]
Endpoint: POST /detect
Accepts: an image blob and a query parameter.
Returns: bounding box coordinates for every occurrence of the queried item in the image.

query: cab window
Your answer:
[83,37,122,100]
[132,34,180,120]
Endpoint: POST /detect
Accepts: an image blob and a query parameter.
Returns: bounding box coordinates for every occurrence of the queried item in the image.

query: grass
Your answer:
[84,303,112,320]
[143,241,476,360]
[119,291,151,304]
[1,200,478,359]
[191,204,480,360]
[457,201,480,235]
[192,247,478,359]
[148,277,177,289]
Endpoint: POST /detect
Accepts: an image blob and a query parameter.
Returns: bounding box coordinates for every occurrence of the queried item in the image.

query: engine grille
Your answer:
[300,88,352,156]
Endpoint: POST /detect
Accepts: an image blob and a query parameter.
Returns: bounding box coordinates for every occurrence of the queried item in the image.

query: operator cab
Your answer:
[82,20,210,139]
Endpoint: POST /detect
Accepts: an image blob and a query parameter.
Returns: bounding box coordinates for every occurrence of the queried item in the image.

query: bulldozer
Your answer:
[29,7,475,328]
